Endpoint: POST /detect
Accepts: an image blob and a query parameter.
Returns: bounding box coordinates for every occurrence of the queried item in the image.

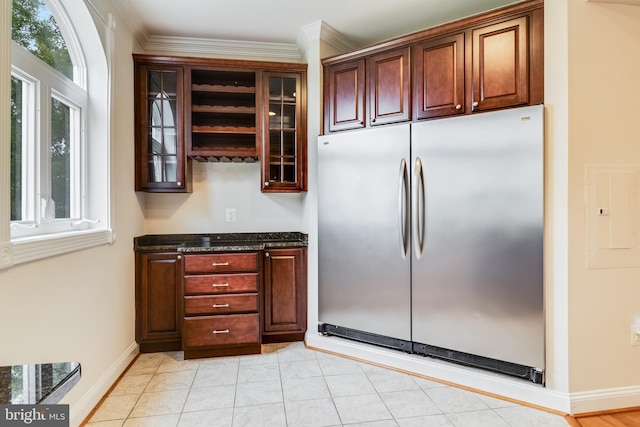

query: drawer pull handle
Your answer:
[212,304,230,308]
[212,329,230,334]
[211,283,230,287]
[212,262,230,266]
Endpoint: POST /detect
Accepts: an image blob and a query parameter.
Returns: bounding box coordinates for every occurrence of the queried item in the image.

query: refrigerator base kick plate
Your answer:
[318,323,413,353]
[412,342,544,385]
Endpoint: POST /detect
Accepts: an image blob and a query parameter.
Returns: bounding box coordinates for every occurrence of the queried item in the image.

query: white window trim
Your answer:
[0,0,115,270]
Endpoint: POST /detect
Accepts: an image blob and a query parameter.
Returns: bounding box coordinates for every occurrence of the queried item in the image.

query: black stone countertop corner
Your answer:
[0,362,81,404]
[134,232,308,253]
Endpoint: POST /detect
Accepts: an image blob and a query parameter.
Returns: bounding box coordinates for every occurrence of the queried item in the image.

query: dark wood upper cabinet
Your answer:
[321,0,543,133]
[471,16,529,112]
[262,71,307,192]
[413,33,465,119]
[325,59,365,132]
[134,63,191,192]
[134,55,307,192]
[367,47,411,126]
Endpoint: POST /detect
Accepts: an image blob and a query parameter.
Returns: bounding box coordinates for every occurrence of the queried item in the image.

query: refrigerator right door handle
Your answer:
[413,157,425,258]
[398,158,410,258]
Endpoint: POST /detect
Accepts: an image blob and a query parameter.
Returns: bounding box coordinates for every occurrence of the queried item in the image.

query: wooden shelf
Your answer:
[192,105,255,114]
[192,126,256,134]
[192,84,255,94]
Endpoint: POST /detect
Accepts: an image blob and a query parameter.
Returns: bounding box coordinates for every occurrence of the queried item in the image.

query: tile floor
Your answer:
[84,342,570,427]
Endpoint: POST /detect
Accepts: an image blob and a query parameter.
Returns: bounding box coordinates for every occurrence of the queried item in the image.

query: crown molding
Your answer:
[105,0,148,47]
[297,20,359,55]
[141,35,303,62]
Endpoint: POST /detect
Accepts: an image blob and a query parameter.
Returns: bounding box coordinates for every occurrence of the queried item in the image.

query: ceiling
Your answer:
[124,0,520,48]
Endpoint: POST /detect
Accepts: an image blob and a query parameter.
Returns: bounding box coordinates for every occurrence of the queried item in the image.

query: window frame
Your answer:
[1,0,114,269]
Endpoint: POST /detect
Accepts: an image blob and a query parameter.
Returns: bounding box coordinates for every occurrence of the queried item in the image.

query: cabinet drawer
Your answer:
[183,314,259,347]
[184,293,258,315]
[184,273,259,294]
[184,253,258,273]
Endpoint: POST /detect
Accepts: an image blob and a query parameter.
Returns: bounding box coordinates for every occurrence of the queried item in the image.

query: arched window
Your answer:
[3,0,113,267]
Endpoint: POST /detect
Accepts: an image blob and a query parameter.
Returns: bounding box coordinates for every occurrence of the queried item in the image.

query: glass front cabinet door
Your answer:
[262,72,307,192]
[135,63,190,192]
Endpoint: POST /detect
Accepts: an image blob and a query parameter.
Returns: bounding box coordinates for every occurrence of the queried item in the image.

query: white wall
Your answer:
[546,0,640,414]
[143,162,305,234]
[565,0,640,402]
[0,1,144,425]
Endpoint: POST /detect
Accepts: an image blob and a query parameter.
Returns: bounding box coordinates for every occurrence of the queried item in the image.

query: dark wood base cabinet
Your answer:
[182,252,262,359]
[135,246,307,358]
[262,248,307,343]
[135,252,183,353]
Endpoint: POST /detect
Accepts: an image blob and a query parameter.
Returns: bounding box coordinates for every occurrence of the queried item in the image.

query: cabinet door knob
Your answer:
[264,182,270,187]
[177,255,182,260]
[371,118,376,123]
[177,181,182,186]
[455,104,462,110]
[472,101,479,110]
[265,252,270,257]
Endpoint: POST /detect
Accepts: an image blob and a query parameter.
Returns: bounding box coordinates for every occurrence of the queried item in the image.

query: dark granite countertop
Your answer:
[0,362,81,404]
[134,232,308,253]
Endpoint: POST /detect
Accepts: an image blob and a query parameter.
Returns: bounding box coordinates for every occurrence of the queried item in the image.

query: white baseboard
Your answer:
[306,332,572,414]
[69,342,139,427]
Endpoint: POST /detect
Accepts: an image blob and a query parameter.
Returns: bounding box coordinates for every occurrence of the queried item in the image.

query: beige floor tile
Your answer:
[279,359,323,380]
[109,374,153,396]
[284,398,341,427]
[396,415,454,427]
[126,354,165,376]
[445,409,510,427]
[84,420,125,427]
[122,413,180,427]
[182,384,236,412]
[282,376,331,402]
[365,368,421,393]
[89,395,139,422]
[333,393,393,424]
[88,347,571,427]
[145,370,196,392]
[237,362,280,383]
[494,406,571,427]
[232,403,286,426]
[235,380,283,407]
[177,408,233,427]
[192,365,238,388]
[324,372,376,397]
[424,386,489,413]
[129,389,188,418]
[379,389,441,418]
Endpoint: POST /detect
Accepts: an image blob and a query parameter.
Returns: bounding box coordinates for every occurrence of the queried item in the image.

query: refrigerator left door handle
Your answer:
[413,157,426,258]
[398,158,410,258]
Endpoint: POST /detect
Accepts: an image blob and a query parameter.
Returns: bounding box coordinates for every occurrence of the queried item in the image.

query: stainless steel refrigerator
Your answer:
[317,105,544,383]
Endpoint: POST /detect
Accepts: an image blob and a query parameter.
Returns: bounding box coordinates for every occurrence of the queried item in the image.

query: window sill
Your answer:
[2,229,114,269]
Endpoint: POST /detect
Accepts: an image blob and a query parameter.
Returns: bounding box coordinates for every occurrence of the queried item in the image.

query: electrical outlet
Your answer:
[225,208,236,222]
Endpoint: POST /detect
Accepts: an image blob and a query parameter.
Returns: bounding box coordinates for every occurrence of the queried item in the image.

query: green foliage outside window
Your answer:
[11,0,72,78]
[11,0,75,221]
